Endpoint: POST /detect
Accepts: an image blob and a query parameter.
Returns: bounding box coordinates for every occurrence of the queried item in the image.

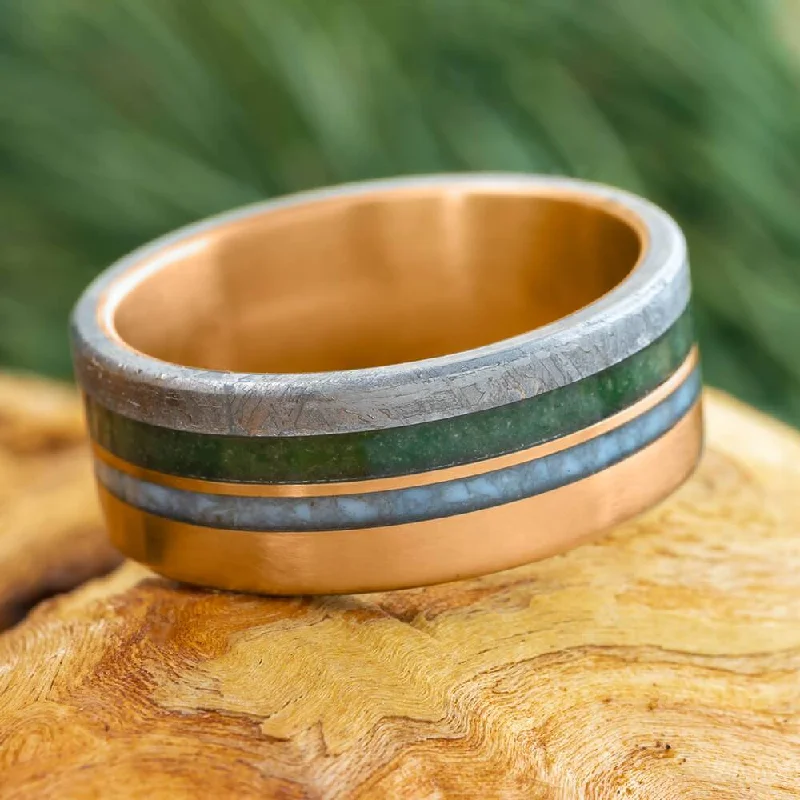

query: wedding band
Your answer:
[72,174,702,594]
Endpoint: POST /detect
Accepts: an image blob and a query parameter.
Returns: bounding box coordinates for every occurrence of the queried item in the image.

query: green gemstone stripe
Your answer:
[86,307,694,484]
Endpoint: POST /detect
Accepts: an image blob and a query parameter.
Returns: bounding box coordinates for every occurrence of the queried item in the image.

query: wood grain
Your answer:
[0,379,799,799]
[0,374,120,629]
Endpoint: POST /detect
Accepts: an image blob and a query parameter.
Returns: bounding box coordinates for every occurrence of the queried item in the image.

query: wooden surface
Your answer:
[0,375,120,630]
[0,376,799,799]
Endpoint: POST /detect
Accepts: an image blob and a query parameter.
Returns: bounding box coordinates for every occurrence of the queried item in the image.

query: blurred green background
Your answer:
[1,0,799,422]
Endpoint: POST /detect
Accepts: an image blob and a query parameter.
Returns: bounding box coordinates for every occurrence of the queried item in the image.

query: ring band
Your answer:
[72,174,702,594]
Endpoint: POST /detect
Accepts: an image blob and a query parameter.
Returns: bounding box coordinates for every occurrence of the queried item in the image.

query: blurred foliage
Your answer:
[1,0,799,422]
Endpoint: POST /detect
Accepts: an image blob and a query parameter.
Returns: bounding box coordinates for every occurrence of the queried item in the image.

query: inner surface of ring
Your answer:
[112,189,643,373]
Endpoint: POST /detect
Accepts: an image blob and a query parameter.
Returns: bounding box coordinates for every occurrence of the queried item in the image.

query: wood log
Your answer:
[0,377,798,799]
[0,375,120,629]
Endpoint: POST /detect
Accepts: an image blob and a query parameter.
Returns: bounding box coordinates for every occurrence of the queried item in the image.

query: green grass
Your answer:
[1,0,799,423]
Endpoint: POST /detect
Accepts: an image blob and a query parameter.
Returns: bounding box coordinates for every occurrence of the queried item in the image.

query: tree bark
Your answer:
[0,376,798,799]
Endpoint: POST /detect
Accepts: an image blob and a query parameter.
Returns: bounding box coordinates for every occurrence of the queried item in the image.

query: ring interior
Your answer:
[111,187,644,373]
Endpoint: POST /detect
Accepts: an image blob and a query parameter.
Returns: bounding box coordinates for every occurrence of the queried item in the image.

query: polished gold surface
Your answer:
[110,187,643,373]
[100,400,702,594]
[93,348,699,498]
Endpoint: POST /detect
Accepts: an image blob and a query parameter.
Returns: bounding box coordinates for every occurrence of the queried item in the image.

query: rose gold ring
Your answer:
[72,174,702,594]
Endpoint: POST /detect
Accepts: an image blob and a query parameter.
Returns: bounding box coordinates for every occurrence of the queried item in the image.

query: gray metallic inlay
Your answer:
[96,367,701,532]
[72,174,690,437]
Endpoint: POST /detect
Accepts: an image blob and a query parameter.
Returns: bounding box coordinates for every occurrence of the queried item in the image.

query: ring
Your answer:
[72,174,703,594]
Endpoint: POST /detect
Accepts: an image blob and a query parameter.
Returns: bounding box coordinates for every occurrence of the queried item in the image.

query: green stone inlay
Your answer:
[87,307,694,483]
